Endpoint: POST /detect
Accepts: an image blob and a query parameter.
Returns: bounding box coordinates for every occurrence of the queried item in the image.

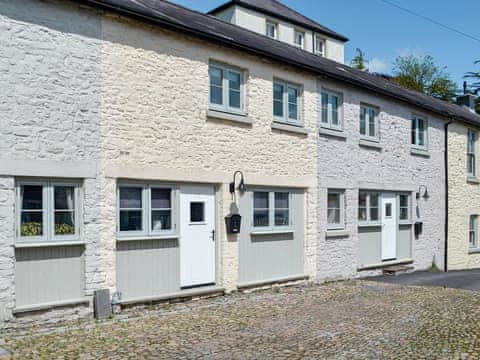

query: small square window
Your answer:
[385,203,392,218]
[294,30,304,48]
[266,21,277,39]
[190,202,205,223]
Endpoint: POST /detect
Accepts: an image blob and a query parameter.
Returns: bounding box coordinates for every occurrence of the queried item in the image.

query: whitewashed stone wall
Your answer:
[316,79,446,280]
[447,122,480,270]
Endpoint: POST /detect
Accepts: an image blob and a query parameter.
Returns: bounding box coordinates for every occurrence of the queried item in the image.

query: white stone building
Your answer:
[1,0,480,327]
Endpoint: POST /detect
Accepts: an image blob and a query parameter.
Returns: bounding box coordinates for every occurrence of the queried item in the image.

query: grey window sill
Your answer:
[410,148,430,157]
[325,229,350,238]
[271,122,309,135]
[250,229,294,236]
[469,248,480,254]
[118,286,225,305]
[13,298,90,314]
[359,139,383,150]
[207,109,253,125]
[358,223,382,228]
[15,240,85,248]
[319,127,347,139]
[357,258,414,271]
[467,176,480,184]
[117,235,179,242]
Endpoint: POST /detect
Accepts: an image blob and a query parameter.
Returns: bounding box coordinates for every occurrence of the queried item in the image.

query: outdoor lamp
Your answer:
[416,185,429,200]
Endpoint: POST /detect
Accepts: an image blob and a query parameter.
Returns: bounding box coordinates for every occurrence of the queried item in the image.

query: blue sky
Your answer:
[171,0,480,89]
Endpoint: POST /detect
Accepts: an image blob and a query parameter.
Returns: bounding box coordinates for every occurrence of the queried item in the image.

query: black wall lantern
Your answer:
[229,170,246,195]
[225,214,242,234]
[416,185,429,200]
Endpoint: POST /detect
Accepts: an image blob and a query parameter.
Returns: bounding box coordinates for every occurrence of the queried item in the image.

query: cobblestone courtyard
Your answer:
[2,281,480,359]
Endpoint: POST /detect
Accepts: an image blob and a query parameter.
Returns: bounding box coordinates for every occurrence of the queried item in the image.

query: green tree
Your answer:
[350,48,369,72]
[465,60,480,113]
[392,55,457,102]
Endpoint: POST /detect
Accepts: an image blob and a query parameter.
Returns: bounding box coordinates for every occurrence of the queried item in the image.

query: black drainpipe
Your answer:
[444,119,453,272]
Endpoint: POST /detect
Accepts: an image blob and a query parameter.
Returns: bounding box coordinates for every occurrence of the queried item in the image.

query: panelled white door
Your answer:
[381,193,397,261]
[180,185,216,288]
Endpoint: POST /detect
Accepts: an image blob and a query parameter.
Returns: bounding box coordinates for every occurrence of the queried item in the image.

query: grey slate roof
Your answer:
[79,0,480,126]
[207,0,349,42]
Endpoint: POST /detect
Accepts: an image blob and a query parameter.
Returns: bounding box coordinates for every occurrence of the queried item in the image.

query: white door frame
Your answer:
[179,185,216,288]
[381,192,397,261]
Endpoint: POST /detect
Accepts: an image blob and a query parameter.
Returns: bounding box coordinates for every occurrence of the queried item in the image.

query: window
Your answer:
[327,190,345,230]
[385,203,392,218]
[118,184,175,237]
[321,90,342,130]
[358,191,380,223]
[314,36,325,57]
[190,202,205,223]
[470,215,478,249]
[209,63,244,114]
[411,115,428,149]
[17,181,80,243]
[266,21,277,39]
[360,104,379,141]
[399,194,410,221]
[294,30,304,48]
[253,191,291,229]
[467,129,477,177]
[273,80,302,125]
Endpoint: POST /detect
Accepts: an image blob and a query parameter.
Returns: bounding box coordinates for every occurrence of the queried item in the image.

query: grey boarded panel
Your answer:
[358,227,382,267]
[116,239,180,300]
[238,191,304,284]
[15,246,85,308]
[397,225,412,260]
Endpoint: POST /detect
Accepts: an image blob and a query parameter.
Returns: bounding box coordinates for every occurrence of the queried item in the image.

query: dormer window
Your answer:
[314,36,325,57]
[294,30,304,48]
[266,21,277,39]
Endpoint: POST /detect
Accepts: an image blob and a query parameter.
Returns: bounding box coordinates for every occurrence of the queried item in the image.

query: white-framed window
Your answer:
[321,90,343,130]
[16,180,81,243]
[398,194,410,222]
[469,215,478,249]
[467,129,477,177]
[314,35,325,57]
[358,191,380,224]
[360,104,379,141]
[327,190,345,230]
[266,21,277,39]
[117,183,176,238]
[411,115,428,149]
[253,191,291,230]
[273,80,302,125]
[294,30,304,48]
[209,63,244,114]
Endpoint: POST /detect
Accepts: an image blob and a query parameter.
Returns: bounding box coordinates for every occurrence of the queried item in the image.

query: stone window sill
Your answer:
[319,127,347,139]
[410,148,430,158]
[325,229,350,238]
[467,176,480,185]
[13,298,90,315]
[271,122,309,135]
[469,248,480,254]
[357,258,414,271]
[207,109,253,125]
[250,229,294,236]
[15,240,85,248]
[117,235,179,242]
[359,139,383,150]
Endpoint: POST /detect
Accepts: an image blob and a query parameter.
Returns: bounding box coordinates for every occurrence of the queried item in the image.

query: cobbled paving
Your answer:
[1,281,480,359]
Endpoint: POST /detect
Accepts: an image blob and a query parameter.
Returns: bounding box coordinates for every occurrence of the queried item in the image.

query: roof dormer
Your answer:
[208,0,348,64]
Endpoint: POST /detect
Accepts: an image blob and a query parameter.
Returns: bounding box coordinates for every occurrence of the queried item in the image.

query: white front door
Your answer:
[180,185,216,288]
[381,193,397,261]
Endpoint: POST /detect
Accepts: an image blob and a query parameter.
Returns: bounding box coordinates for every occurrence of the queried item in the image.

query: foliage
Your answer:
[350,48,369,72]
[392,55,457,102]
[464,60,480,113]
[55,223,75,235]
[21,222,42,236]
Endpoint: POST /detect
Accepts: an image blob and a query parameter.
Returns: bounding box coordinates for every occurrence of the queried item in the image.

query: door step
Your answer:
[382,265,414,276]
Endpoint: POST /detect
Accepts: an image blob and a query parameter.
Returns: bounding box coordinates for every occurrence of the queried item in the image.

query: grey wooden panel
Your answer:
[358,227,382,267]
[15,246,85,307]
[397,225,412,260]
[116,239,180,301]
[238,191,304,284]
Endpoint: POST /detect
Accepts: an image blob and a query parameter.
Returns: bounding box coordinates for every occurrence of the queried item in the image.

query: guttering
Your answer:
[444,119,453,272]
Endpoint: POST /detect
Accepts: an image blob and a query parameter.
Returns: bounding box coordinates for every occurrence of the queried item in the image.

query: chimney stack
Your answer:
[457,81,477,112]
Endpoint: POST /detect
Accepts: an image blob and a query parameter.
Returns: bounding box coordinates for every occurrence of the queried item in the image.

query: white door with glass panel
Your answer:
[381,193,397,261]
[180,186,215,288]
